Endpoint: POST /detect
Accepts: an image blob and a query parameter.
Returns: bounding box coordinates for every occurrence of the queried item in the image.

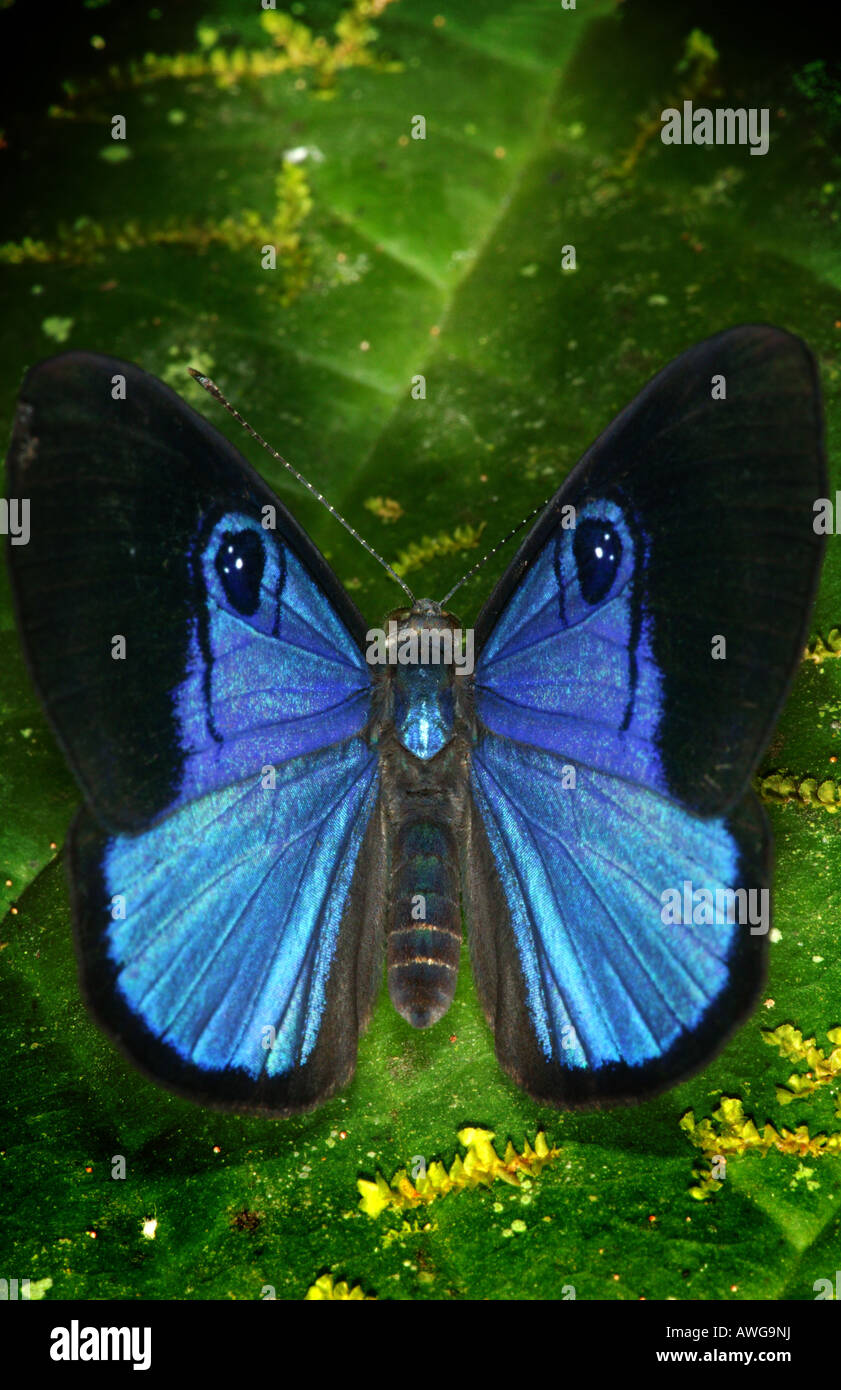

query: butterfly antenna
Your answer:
[188,369,415,603]
[438,495,553,607]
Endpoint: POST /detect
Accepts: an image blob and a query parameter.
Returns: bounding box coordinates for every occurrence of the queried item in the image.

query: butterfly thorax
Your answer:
[368,600,474,1028]
[374,599,471,759]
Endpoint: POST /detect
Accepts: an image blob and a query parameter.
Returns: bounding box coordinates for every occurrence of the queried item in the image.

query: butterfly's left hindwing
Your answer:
[70,745,386,1115]
[468,326,826,1106]
[6,352,384,1114]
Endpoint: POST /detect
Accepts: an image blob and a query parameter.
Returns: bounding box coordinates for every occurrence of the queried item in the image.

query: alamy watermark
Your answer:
[50,1320,151,1371]
[814,1271,841,1299]
[1,1277,31,1299]
[0,498,29,545]
[660,101,769,156]
[366,619,474,675]
[660,881,769,935]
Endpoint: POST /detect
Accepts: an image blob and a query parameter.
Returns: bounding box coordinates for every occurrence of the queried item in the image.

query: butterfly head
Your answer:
[383,598,467,661]
[399,596,447,623]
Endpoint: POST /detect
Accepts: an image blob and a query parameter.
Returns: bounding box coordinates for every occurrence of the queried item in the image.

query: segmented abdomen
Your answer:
[387,819,461,1028]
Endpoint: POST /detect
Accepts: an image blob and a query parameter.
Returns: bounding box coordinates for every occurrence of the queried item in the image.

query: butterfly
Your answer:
[5,325,825,1116]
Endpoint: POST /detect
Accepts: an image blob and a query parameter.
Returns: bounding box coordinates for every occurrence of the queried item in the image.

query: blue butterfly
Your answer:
[5,325,825,1114]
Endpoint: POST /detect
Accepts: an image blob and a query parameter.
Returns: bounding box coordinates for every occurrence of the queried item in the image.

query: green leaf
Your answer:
[2,0,841,1301]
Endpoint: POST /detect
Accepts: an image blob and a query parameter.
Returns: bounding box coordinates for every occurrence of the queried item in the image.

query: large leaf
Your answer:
[1,0,840,1300]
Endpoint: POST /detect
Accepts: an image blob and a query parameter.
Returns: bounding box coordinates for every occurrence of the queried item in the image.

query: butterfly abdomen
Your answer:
[388,818,461,1028]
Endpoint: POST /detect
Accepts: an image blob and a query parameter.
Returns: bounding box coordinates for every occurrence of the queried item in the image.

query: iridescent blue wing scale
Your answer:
[70,742,384,1112]
[468,735,767,1105]
[467,326,825,1105]
[6,352,385,1114]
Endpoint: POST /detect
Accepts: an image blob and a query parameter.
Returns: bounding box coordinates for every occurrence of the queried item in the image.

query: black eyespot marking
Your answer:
[573,518,623,605]
[214,529,265,616]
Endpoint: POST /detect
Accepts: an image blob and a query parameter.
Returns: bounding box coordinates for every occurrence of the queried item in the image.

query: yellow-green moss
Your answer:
[304,1273,375,1300]
[613,29,722,178]
[755,771,840,814]
[763,1023,841,1106]
[48,0,401,110]
[0,164,313,301]
[804,628,841,663]
[390,523,486,579]
[364,496,404,523]
[681,1026,841,1198]
[358,1126,560,1218]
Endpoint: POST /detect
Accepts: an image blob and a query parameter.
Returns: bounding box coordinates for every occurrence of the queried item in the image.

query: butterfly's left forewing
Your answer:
[467,325,825,1106]
[7,352,385,1114]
